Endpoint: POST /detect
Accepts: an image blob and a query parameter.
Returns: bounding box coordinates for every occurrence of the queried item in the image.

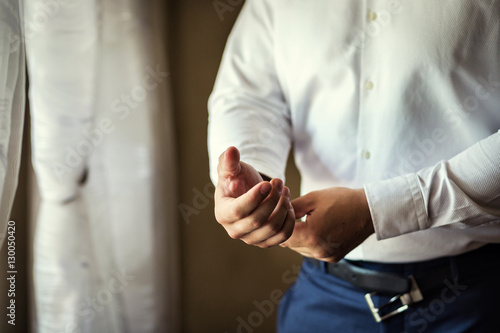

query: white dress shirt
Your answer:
[0,0,25,248]
[208,0,500,262]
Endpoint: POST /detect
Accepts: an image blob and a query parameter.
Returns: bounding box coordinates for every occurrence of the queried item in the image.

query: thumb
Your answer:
[219,146,242,178]
[291,193,315,219]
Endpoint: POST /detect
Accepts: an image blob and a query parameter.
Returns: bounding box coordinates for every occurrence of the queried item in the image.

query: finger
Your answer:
[255,196,296,248]
[219,181,272,222]
[226,179,283,239]
[291,192,315,219]
[225,178,283,239]
[218,146,241,179]
[241,185,292,246]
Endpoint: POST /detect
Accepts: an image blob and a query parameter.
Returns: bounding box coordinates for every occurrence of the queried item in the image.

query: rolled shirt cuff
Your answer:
[364,173,428,240]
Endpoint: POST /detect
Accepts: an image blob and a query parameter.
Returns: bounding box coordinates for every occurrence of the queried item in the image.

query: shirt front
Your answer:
[208,0,500,262]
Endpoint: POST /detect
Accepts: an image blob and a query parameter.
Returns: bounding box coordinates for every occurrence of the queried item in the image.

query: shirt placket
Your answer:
[356,1,379,182]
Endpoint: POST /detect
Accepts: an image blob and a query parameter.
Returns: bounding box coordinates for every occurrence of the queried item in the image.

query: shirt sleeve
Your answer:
[365,130,500,240]
[208,0,292,185]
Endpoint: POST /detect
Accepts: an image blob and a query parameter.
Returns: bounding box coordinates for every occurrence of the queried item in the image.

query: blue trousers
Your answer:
[278,244,500,333]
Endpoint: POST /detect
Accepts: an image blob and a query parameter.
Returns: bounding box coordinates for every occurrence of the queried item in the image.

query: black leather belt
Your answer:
[304,257,453,295]
[303,245,500,322]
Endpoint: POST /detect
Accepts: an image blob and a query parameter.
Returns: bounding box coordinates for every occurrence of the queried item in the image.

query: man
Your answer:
[208,0,500,332]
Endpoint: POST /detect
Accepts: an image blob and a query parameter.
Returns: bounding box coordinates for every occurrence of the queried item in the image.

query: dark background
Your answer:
[0,1,303,332]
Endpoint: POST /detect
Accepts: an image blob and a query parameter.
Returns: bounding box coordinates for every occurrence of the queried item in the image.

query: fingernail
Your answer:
[260,182,272,195]
[282,186,290,198]
[273,179,283,192]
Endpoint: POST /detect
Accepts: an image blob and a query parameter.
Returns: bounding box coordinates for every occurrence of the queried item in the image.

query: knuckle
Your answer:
[227,229,243,240]
[262,237,280,248]
[215,211,231,226]
[243,238,258,246]
[272,233,289,246]
[258,241,271,249]
[214,208,224,223]
[230,205,245,220]
[267,222,282,235]
[248,217,264,230]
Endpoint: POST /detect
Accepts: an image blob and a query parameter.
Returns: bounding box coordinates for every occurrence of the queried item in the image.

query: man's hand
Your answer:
[214,146,295,248]
[281,187,375,262]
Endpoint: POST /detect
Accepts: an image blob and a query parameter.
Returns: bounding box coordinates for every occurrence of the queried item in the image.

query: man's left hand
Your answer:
[281,187,375,263]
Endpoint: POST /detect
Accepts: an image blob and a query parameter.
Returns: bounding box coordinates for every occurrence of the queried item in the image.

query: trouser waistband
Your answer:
[304,243,500,322]
[305,243,500,291]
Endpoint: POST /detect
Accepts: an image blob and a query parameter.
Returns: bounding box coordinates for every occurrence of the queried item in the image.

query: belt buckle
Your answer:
[364,276,423,322]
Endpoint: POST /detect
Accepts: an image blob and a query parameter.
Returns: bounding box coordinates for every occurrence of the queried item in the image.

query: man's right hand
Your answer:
[214,146,295,248]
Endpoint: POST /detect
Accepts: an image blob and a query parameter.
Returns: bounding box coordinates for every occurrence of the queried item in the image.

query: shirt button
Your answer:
[367,11,377,21]
[364,81,374,90]
[362,150,371,160]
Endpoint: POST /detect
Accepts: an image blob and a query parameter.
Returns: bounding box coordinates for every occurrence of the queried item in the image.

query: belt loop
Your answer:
[449,257,459,284]
[320,260,328,273]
